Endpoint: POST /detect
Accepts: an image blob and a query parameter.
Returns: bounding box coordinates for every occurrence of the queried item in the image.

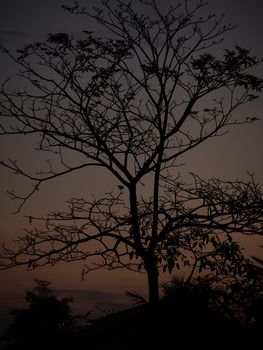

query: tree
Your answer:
[2,279,74,349]
[0,0,262,304]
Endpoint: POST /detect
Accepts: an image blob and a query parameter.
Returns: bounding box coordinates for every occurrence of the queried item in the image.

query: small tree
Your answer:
[0,0,262,303]
[2,279,74,349]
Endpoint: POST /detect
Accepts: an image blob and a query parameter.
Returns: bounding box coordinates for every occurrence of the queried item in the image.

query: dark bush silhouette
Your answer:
[87,274,262,350]
[2,280,89,350]
[2,272,262,350]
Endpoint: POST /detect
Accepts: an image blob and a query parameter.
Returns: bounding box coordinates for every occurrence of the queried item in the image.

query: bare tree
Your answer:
[0,0,262,303]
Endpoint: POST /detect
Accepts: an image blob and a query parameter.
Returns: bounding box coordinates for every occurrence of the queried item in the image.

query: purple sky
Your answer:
[0,0,263,332]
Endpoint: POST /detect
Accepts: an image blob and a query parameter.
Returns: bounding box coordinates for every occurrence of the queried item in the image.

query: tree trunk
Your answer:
[146,260,159,304]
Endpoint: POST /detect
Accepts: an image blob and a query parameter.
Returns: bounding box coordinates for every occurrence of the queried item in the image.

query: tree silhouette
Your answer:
[2,279,76,349]
[0,0,262,303]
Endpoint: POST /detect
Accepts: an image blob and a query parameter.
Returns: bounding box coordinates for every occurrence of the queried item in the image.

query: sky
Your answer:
[0,0,263,334]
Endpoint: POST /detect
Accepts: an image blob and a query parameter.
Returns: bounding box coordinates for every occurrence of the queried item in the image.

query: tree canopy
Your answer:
[0,0,262,303]
[2,279,74,349]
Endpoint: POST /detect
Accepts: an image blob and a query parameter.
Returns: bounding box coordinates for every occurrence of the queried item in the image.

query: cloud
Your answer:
[54,288,133,318]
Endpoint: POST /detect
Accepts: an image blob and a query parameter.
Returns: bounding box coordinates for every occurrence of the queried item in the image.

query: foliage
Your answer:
[162,266,263,323]
[2,280,72,348]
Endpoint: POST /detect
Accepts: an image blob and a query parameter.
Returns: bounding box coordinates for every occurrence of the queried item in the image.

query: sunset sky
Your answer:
[0,0,263,332]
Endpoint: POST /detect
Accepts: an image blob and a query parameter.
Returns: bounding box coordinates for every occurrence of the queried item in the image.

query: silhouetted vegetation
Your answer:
[1,280,90,350]
[2,268,262,350]
[0,0,262,305]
